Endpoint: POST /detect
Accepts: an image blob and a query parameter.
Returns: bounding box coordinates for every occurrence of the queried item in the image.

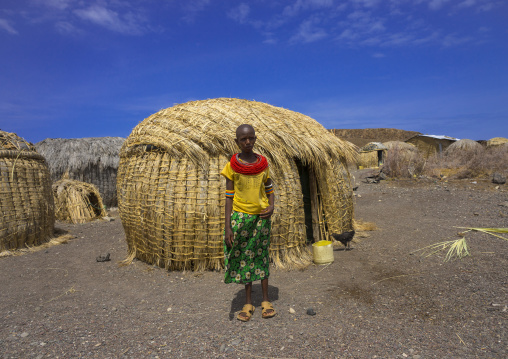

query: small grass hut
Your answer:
[486,137,508,148]
[406,135,456,158]
[117,98,357,271]
[445,139,484,156]
[53,178,107,224]
[358,142,387,168]
[35,137,124,207]
[0,130,54,251]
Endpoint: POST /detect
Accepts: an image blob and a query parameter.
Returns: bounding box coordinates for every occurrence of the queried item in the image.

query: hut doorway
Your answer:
[377,150,384,166]
[296,160,320,243]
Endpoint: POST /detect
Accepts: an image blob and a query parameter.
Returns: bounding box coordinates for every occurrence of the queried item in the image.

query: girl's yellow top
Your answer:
[221,162,270,215]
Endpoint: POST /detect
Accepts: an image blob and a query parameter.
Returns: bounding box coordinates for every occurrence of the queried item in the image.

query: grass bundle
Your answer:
[0,130,55,251]
[414,227,507,261]
[486,137,508,147]
[36,137,124,207]
[358,142,387,168]
[445,139,484,156]
[53,178,107,224]
[118,98,357,271]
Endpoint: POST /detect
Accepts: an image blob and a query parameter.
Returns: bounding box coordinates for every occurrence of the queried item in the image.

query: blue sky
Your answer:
[1,0,507,143]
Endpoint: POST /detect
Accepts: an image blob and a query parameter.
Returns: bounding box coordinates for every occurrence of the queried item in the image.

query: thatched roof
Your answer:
[1,130,54,251]
[0,129,36,152]
[53,178,107,224]
[486,137,508,147]
[36,137,125,175]
[330,128,421,148]
[118,98,356,271]
[122,98,357,167]
[383,141,417,152]
[445,139,484,155]
[360,142,387,152]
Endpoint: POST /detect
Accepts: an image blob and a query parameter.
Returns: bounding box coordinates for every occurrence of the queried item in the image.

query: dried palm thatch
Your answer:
[118,98,357,271]
[383,141,417,152]
[53,178,107,223]
[35,137,124,207]
[358,142,387,168]
[445,139,484,155]
[0,130,54,251]
[486,137,508,147]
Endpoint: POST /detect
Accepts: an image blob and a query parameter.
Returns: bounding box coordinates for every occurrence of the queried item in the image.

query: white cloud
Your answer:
[0,18,18,34]
[290,18,328,43]
[428,0,451,10]
[458,0,476,8]
[73,5,146,35]
[55,21,81,35]
[37,0,73,10]
[350,0,382,8]
[228,3,250,24]
[372,52,385,57]
[441,33,472,46]
[283,0,334,17]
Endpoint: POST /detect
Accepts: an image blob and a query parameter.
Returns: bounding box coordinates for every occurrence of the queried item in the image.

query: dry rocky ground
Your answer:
[1,170,507,359]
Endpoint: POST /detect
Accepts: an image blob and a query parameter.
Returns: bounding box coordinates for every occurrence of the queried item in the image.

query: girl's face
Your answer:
[235,128,256,153]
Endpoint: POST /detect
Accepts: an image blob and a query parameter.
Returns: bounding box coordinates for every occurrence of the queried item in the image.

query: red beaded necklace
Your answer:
[230,153,268,175]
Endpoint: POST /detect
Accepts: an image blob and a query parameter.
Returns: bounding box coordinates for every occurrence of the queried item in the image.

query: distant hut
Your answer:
[406,135,457,158]
[445,139,484,156]
[358,142,387,168]
[53,178,107,224]
[117,98,357,271]
[486,137,508,148]
[0,130,54,251]
[36,137,124,207]
[330,128,421,148]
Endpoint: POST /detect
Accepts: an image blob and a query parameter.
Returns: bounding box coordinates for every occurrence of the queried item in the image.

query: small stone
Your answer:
[219,344,226,353]
[40,342,46,346]
[96,253,111,262]
[492,173,506,185]
[167,307,172,312]
[288,335,294,340]
[306,308,316,316]
[20,332,29,338]
[289,308,296,314]
[413,355,421,359]
[231,339,241,346]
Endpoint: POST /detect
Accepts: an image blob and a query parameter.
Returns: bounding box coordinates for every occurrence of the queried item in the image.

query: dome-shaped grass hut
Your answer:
[53,178,107,224]
[117,98,357,271]
[0,130,54,251]
[486,137,508,148]
[445,139,484,156]
[358,142,387,169]
[36,137,124,207]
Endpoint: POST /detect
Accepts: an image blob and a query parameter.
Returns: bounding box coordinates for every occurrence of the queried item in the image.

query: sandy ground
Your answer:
[1,172,507,359]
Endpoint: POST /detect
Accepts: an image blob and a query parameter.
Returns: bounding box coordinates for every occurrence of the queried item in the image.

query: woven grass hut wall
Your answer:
[35,137,124,207]
[53,178,107,224]
[0,130,54,251]
[117,98,357,271]
[445,139,484,156]
[358,142,387,168]
[486,137,508,148]
[406,135,456,158]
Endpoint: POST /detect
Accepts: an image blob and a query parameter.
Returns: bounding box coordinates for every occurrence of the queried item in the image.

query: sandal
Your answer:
[261,301,277,319]
[237,304,255,322]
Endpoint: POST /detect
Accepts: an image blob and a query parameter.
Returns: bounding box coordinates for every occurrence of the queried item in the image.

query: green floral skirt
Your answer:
[224,211,271,284]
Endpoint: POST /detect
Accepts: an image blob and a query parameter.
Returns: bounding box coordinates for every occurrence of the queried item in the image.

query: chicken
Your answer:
[331,230,355,250]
